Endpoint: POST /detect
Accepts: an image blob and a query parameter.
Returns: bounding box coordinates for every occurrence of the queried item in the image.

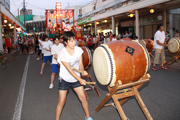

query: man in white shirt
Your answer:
[40,35,53,74]
[152,24,169,71]
[49,36,64,89]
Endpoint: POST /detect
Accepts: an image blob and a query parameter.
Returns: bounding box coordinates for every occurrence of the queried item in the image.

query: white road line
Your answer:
[12,55,30,120]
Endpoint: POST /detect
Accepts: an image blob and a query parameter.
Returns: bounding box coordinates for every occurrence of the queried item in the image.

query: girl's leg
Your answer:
[73,86,90,118]
[56,90,68,120]
[50,73,56,84]
[40,63,46,74]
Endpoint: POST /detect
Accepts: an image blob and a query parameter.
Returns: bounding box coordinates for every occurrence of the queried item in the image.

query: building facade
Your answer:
[76,0,180,39]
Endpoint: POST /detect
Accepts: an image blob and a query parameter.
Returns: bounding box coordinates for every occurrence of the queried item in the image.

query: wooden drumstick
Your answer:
[72,67,96,85]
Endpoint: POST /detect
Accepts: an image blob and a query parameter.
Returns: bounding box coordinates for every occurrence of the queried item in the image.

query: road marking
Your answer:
[12,55,30,120]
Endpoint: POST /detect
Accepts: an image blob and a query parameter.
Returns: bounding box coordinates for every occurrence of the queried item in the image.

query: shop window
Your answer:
[102,0,106,2]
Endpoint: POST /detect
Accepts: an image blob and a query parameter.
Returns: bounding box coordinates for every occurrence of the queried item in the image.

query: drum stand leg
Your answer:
[149,52,154,59]
[96,74,153,120]
[163,51,180,67]
[82,70,101,99]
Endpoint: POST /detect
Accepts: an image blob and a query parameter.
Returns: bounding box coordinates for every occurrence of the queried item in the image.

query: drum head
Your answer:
[93,46,113,86]
[168,38,179,53]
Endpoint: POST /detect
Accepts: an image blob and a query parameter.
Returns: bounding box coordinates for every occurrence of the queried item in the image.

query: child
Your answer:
[56,31,93,120]
[112,34,117,41]
[40,35,53,74]
[134,36,139,42]
[49,36,64,89]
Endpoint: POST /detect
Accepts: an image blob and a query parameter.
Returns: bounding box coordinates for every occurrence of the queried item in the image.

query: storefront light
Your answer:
[4,25,6,27]
[4,20,7,23]
[84,25,86,27]
[9,24,11,26]
[129,14,134,17]
[104,20,107,23]
[96,22,99,24]
[2,34,4,36]
[89,23,92,26]
[150,9,154,14]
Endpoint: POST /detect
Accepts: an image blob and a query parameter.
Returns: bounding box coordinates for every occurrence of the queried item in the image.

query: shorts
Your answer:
[52,64,59,73]
[43,55,52,63]
[58,79,82,90]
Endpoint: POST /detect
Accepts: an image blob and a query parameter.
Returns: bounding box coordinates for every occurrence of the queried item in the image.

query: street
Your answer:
[0,51,180,120]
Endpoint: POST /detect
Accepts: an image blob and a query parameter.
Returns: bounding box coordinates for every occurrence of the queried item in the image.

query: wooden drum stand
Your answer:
[95,74,153,120]
[163,51,180,67]
[81,66,101,99]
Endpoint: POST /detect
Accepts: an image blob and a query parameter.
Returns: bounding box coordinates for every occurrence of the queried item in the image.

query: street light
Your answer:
[96,22,99,24]
[150,9,154,14]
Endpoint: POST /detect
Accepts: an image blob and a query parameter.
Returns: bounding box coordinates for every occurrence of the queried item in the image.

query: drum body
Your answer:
[123,38,131,41]
[28,39,34,47]
[78,41,86,47]
[93,40,150,87]
[168,37,180,54]
[139,39,154,52]
[81,47,92,69]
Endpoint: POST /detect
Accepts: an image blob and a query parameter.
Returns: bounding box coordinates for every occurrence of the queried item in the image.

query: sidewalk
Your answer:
[0,50,18,66]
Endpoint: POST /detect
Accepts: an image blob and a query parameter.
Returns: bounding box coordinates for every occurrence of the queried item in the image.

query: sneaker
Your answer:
[37,58,40,60]
[152,66,157,71]
[160,66,167,70]
[85,117,93,120]
[49,84,54,89]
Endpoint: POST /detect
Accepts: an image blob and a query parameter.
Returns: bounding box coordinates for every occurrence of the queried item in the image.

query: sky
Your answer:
[10,0,93,16]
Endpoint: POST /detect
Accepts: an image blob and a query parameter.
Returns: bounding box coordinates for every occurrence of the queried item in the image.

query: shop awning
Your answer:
[81,0,127,19]
[0,2,26,31]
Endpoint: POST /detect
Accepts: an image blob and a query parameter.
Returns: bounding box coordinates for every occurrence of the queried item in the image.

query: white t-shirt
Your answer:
[38,39,43,50]
[154,30,166,49]
[51,43,64,64]
[135,39,139,42]
[57,46,83,83]
[112,38,117,41]
[43,40,53,56]
[64,24,71,31]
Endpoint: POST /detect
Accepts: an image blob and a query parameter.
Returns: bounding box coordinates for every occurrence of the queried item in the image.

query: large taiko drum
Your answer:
[28,39,34,47]
[78,40,86,47]
[81,47,92,69]
[139,39,154,52]
[168,37,180,54]
[93,40,150,87]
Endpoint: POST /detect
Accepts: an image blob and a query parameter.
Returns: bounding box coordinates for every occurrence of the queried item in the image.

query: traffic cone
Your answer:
[5,46,8,54]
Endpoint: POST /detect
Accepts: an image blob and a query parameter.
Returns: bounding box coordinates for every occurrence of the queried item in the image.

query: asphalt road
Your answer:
[0,51,180,120]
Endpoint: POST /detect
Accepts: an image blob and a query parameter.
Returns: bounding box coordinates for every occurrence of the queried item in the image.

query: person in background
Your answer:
[165,31,170,44]
[37,36,43,60]
[34,36,39,53]
[117,33,121,40]
[134,36,139,42]
[124,31,129,38]
[49,35,64,89]
[122,33,125,39]
[40,35,53,74]
[112,34,117,41]
[175,30,179,37]
[19,37,24,54]
[152,24,169,71]
[64,21,71,31]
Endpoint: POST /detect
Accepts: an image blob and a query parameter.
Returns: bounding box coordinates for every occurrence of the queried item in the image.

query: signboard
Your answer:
[77,17,91,25]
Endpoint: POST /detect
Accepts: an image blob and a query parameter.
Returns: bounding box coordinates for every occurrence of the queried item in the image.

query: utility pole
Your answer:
[23,0,26,28]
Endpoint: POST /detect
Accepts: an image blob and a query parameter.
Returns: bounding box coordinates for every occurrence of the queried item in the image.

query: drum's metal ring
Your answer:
[100,45,114,86]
